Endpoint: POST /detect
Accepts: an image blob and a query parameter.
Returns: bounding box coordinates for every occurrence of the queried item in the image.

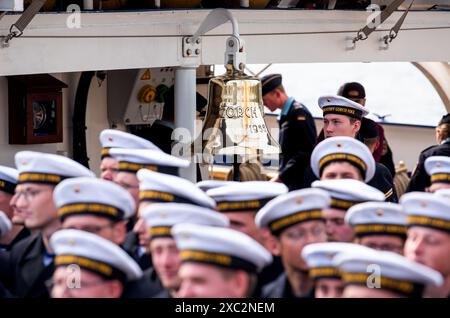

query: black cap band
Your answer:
[180,249,258,273]
[0,178,16,194]
[55,255,127,282]
[323,106,363,120]
[139,190,196,205]
[216,198,273,212]
[118,161,179,176]
[58,203,125,221]
[18,172,68,185]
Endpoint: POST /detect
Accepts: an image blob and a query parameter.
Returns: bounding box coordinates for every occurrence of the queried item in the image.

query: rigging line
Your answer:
[10,26,450,39]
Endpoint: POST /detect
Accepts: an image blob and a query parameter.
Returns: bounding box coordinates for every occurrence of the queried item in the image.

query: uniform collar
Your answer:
[281,97,294,117]
[442,138,450,145]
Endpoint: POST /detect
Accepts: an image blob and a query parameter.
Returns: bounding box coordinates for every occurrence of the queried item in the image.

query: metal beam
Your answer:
[0,10,449,76]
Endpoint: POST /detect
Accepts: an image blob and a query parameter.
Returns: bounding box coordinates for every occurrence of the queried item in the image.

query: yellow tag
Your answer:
[140,69,151,81]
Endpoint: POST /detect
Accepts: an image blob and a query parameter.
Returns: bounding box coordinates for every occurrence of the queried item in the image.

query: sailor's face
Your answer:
[133,210,150,249]
[428,182,450,193]
[0,191,13,217]
[323,114,359,138]
[404,226,450,276]
[150,237,181,291]
[278,220,327,272]
[114,172,139,212]
[321,162,364,181]
[315,278,344,298]
[225,211,265,245]
[62,215,126,245]
[263,91,281,112]
[11,183,57,230]
[51,267,122,298]
[100,157,119,181]
[358,235,405,254]
[322,208,354,242]
[177,263,243,298]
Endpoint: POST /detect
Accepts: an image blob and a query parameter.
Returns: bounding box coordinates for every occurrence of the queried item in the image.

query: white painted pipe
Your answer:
[174,67,197,182]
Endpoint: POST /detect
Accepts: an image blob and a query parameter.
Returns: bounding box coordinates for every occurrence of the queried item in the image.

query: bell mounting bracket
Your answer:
[184,8,246,71]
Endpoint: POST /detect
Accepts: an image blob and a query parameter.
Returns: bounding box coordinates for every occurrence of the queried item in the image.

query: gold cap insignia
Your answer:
[68,239,77,246]
[376,210,384,217]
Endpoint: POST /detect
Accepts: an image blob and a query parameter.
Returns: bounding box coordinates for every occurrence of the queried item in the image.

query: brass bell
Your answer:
[195,65,280,160]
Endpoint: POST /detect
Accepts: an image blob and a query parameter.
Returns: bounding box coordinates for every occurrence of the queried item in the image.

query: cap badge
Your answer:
[159,212,168,219]
[376,210,384,217]
[108,137,113,142]
[436,162,442,167]
[326,98,332,102]
[67,239,77,246]
[296,197,303,205]
[20,159,28,165]
[420,201,427,208]
[74,187,81,193]
[336,143,342,148]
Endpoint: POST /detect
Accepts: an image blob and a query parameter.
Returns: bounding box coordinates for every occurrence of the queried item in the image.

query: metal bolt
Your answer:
[125,118,130,123]
[195,49,201,55]
[186,49,192,56]
[228,40,235,47]
[185,38,191,44]
[196,38,201,44]
[239,63,245,71]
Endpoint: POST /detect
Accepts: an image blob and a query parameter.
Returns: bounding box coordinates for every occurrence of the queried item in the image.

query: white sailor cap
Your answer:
[99,129,161,159]
[345,202,407,238]
[0,165,18,194]
[255,188,330,236]
[15,151,95,185]
[51,229,143,282]
[318,94,369,120]
[53,177,136,221]
[333,248,443,297]
[311,136,376,182]
[312,179,385,211]
[400,192,450,234]
[207,181,288,212]
[142,203,229,239]
[172,223,272,273]
[425,156,450,185]
[109,148,189,176]
[435,188,450,199]
[0,211,12,236]
[196,180,238,192]
[301,242,372,280]
[138,169,216,208]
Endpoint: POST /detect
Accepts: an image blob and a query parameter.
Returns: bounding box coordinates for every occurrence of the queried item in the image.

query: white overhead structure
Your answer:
[0,9,449,76]
[0,0,23,12]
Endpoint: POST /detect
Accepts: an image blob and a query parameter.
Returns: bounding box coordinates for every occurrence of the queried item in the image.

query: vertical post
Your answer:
[175,67,197,182]
[233,154,240,181]
[83,0,94,10]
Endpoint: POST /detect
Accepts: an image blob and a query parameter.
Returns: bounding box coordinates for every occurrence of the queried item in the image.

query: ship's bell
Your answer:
[195,66,280,160]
